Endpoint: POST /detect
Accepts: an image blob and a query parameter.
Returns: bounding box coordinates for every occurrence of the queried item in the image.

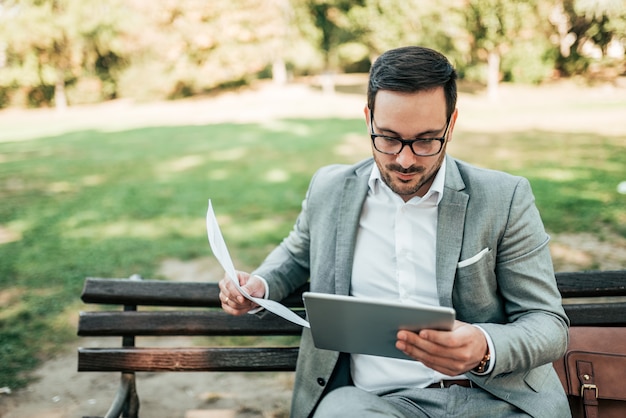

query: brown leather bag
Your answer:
[553,327,626,418]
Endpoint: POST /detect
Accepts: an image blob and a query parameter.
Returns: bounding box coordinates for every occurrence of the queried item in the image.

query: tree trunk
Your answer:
[320,71,335,95]
[55,69,67,111]
[272,58,287,85]
[487,51,500,102]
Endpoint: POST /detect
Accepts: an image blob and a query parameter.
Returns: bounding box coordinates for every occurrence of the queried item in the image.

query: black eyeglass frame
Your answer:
[369,111,451,157]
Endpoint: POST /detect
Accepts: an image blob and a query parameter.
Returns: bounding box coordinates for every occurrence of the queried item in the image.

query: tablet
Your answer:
[302,292,456,360]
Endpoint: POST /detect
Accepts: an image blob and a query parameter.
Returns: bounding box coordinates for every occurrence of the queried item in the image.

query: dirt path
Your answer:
[12,352,294,418]
[0,341,294,418]
[1,79,625,417]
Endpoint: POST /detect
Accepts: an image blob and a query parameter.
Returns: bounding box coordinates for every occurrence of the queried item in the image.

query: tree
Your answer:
[116,0,301,100]
[464,0,543,100]
[287,0,367,93]
[348,0,463,62]
[576,0,626,56]
[0,0,131,109]
[550,0,626,76]
[288,0,463,93]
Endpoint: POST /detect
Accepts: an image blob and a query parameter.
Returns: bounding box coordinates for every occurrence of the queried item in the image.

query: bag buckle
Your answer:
[581,383,598,398]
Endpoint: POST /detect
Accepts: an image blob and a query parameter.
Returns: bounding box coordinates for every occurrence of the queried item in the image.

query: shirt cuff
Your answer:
[471,325,495,375]
[246,275,269,315]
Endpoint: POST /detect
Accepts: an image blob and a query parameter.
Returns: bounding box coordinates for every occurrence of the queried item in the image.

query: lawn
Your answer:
[0,83,625,389]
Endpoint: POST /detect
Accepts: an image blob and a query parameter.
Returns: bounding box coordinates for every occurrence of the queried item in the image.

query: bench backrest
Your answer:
[78,270,626,373]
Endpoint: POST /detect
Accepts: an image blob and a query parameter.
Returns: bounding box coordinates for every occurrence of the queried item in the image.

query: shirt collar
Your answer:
[368,156,447,205]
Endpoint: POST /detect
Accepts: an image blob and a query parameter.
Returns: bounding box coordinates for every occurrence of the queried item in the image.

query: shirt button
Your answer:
[317,378,326,387]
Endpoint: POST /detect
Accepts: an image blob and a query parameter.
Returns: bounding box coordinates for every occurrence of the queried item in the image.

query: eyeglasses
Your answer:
[369,111,450,157]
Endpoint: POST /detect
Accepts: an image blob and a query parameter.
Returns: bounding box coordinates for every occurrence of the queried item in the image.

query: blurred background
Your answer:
[0,1,625,417]
[0,0,624,108]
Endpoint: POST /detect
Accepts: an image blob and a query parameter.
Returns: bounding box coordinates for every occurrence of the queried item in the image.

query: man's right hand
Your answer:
[218,271,266,316]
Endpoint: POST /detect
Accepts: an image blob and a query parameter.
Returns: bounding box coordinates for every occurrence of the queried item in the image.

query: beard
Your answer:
[374,151,445,200]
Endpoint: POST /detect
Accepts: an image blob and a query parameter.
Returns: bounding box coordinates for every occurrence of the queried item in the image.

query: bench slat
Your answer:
[78,310,304,336]
[81,271,626,309]
[81,278,308,307]
[556,270,626,298]
[563,302,626,326]
[81,278,221,307]
[77,302,626,336]
[78,347,298,372]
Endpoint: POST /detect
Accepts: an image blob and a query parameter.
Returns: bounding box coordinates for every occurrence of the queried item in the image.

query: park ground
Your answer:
[1,76,625,417]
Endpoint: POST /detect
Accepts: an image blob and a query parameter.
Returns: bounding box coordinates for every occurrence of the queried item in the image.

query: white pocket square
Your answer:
[457,248,491,268]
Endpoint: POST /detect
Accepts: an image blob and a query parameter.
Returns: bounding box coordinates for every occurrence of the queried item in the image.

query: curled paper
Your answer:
[206,200,309,328]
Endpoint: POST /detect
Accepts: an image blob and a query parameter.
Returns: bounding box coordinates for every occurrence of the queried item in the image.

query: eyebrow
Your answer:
[375,123,446,139]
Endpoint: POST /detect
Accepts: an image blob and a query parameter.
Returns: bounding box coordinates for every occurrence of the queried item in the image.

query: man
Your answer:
[219,46,570,417]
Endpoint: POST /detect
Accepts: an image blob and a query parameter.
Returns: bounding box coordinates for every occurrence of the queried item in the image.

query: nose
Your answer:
[395,144,416,169]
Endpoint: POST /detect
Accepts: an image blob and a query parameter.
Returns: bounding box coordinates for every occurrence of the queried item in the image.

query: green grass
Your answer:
[0,117,625,388]
[0,119,364,388]
[449,130,626,237]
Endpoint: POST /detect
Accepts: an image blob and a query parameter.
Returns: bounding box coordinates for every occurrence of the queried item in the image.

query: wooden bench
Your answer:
[77,270,626,418]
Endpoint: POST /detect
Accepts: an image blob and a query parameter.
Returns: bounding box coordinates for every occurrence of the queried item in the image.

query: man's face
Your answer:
[365,88,457,201]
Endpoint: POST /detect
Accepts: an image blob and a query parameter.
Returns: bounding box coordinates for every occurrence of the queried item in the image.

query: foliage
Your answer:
[575,0,626,55]
[291,0,465,73]
[553,0,626,76]
[294,0,366,71]
[463,0,553,96]
[350,0,463,61]
[116,0,304,101]
[0,0,624,108]
[0,0,132,108]
[501,37,558,84]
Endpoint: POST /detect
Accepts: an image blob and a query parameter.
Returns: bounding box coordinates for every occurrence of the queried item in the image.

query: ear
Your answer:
[447,108,459,143]
[363,105,371,129]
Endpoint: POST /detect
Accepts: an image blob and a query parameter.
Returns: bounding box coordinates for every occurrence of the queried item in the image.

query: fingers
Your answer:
[218,279,246,315]
[218,272,261,316]
[240,275,266,299]
[396,332,467,375]
[396,330,445,368]
[396,321,486,375]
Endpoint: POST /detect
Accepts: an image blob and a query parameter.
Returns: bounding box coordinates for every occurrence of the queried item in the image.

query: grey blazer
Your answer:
[254,157,571,418]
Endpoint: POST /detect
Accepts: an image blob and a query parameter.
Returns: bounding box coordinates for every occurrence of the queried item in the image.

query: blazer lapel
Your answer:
[436,158,469,308]
[334,162,371,296]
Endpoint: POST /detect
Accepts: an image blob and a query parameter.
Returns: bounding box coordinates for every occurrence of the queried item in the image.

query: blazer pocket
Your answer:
[457,248,492,268]
[524,364,551,393]
[454,248,497,321]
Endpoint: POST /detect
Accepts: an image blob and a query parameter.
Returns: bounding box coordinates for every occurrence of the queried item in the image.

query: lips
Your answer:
[395,171,417,182]
[391,166,422,181]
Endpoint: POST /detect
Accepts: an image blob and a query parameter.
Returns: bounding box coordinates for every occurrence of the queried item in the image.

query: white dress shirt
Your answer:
[350,157,493,391]
[259,156,494,390]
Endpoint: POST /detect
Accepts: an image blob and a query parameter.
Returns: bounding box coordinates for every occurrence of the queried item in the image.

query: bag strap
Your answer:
[577,360,598,418]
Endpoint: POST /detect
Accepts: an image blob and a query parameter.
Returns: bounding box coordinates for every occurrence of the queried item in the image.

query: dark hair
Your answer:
[367,46,457,119]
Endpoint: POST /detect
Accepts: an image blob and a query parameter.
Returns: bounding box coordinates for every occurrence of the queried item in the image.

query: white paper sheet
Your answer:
[206,200,310,328]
